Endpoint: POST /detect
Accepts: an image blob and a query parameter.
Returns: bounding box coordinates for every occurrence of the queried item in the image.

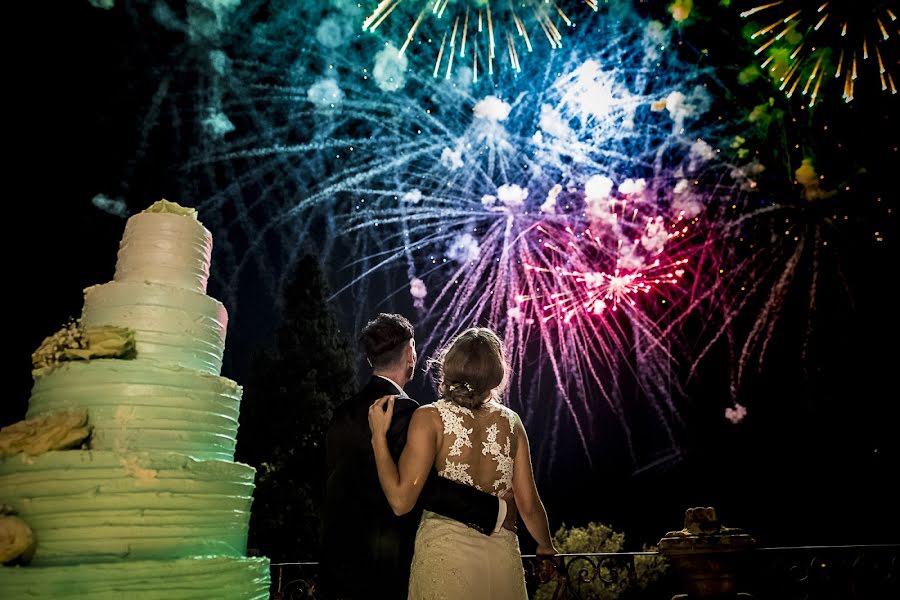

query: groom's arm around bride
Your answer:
[318,313,514,600]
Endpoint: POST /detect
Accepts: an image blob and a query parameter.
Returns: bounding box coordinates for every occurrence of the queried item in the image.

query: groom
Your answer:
[320,313,515,599]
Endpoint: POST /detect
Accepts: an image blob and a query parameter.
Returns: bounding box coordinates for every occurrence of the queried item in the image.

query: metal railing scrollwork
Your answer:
[270,544,899,600]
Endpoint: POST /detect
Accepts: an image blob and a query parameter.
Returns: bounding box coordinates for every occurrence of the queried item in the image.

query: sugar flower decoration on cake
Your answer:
[31,319,136,370]
[0,409,92,458]
[143,198,198,220]
[0,505,35,565]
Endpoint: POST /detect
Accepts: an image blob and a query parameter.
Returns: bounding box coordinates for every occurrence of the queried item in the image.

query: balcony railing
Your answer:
[270,544,899,599]
[749,545,899,600]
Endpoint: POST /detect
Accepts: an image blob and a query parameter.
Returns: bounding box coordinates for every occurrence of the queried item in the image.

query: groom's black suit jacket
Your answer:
[319,376,498,600]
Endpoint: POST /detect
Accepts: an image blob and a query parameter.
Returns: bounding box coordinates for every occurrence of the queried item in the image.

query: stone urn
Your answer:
[658,507,756,599]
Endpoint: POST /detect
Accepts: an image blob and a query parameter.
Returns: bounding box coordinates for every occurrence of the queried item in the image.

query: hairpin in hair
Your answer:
[448,381,474,393]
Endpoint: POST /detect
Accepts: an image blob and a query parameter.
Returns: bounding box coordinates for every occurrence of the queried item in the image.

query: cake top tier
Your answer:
[114,200,213,293]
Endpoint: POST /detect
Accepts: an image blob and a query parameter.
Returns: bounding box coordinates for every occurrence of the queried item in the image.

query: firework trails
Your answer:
[739,1,898,106]
[94,1,772,472]
[363,0,599,81]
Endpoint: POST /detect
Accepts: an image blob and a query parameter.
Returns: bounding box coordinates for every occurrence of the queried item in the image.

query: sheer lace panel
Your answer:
[430,399,518,496]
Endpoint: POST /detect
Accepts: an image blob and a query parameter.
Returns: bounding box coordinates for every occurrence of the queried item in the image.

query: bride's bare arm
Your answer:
[512,419,557,555]
[369,398,439,515]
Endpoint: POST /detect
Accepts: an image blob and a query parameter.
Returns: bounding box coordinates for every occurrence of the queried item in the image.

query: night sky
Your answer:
[8,1,899,551]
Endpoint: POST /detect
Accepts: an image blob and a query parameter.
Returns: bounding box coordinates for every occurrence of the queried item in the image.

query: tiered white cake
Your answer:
[0,200,270,599]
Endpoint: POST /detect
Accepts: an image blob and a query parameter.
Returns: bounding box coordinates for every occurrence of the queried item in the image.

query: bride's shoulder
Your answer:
[415,403,439,415]
[410,404,443,430]
[487,401,521,425]
[414,403,443,421]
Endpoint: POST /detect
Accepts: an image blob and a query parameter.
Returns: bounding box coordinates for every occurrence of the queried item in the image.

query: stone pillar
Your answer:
[658,507,756,599]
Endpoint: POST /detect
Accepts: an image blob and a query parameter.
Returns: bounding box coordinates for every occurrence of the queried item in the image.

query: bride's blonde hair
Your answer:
[431,328,508,409]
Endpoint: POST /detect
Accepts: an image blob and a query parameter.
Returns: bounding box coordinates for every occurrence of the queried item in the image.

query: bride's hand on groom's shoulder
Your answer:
[367,395,396,440]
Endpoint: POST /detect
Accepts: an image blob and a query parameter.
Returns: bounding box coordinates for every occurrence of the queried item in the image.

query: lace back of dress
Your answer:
[433,399,517,496]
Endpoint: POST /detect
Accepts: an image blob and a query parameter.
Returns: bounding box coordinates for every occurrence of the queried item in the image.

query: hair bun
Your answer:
[443,380,483,407]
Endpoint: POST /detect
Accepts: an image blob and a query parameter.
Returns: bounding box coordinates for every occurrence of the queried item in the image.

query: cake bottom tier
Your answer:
[0,450,256,565]
[0,555,271,599]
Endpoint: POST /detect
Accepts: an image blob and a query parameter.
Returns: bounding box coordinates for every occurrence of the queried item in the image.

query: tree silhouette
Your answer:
[237,254,357,561]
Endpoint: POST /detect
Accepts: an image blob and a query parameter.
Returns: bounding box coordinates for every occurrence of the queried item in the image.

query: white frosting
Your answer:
[0,556,271,599]
[81,281,228,375]
[114,212,213,293]
[27,360,242,461]
[0,202,269,595]
[0,450,256,566]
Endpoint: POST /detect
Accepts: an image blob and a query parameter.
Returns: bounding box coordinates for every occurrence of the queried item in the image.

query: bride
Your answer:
[368,327,557,599]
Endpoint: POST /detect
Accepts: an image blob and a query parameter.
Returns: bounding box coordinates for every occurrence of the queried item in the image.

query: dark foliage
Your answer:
[236,255,357,561]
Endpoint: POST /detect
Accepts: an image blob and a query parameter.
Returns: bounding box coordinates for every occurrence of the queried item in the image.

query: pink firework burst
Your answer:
[528,227,691,325]
[520,198,696,329]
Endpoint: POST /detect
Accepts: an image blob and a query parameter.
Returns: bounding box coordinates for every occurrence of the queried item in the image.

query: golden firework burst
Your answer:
[363,0,598,82]
[740,1,898,106]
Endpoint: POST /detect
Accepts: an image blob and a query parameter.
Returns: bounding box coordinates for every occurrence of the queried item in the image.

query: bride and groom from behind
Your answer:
[320,313,556,600]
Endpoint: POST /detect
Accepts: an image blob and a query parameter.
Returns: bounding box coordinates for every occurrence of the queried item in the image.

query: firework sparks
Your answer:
[323,7,748,469]
[740,1,899,105]
[363,0,597,81]
[62,0,895,483]
[524,204,693,326]
[92,1,756,473]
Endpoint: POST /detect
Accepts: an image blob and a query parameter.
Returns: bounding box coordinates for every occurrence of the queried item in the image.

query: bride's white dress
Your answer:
[407,399,527,600]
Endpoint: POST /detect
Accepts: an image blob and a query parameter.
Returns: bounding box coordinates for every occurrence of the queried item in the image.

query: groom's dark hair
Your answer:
[359,313,415,369]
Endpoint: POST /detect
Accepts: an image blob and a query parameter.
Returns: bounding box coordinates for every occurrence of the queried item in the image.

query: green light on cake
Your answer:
[142,198,198,220]
[0,409,91,459]
[0,198,270,597]
[31,321,136,371]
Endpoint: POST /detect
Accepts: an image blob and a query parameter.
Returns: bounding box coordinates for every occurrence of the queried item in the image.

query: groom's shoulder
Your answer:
[332,378,398,413]
[392,395,420,413]
[339,377,382,402]
[334,388,374,414]
[329,384,372,421]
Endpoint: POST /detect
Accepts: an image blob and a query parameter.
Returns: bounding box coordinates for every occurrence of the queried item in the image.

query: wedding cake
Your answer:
[0,200,270,598]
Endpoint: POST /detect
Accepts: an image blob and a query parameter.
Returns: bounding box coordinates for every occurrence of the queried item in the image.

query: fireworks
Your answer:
[740,1,898,105]
[526,209,693,326]
[321,6,751,469]
[81,1,764,471]
[362,0,598,81]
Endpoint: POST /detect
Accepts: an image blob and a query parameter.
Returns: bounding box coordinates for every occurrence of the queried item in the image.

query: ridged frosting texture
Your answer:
[27,360,241,461]
[81,281,227,375]
[0,451,256,566]
[0,202,269,594]
[114,212,213,294]
[0,555,271,599]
